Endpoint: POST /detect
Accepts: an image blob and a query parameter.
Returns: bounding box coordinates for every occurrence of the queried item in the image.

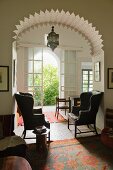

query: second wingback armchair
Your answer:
[68,91,103,137]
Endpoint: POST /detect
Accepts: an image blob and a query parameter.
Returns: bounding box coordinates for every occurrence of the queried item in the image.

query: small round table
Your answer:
[101,128,113,149]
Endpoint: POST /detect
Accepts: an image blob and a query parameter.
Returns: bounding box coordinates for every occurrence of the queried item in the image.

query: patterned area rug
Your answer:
[44,112,67,123]
[27,136,113,170]
[17,112,66,126]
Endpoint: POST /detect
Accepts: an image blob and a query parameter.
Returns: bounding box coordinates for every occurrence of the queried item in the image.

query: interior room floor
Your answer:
[14,122,72,144]
[14,121,101,144]
[14,106,101,144]
[14,122,100,143]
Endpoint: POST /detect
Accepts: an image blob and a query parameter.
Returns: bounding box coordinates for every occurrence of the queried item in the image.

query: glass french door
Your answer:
[26,48,76,105]
[60,50,76,98]
[27,47,44,106]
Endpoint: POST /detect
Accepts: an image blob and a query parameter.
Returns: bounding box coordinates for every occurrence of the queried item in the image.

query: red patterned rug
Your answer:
[44,112,67,123]
[17,112,66,126]
[27,136,113,170]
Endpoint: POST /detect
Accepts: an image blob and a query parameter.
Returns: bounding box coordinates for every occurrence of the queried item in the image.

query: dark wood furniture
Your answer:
[0,135,30,169]
[0,156,32,170]
[72,92,92,116]
[0,114,15,137]
[73,97,80,106]
[105,108,113,128]
[55,97,71,119]
[68,91,103,137]
[34,128,50,151]
[101,108,113,148]
[15,93,50,139]
[101,128,113,149]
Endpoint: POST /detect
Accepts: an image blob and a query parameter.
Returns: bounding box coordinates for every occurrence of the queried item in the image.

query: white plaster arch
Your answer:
[13,9,103,56]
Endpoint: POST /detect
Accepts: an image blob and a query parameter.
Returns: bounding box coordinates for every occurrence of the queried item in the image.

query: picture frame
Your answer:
[107,68,113,89]
[0,66,9,92]
[94,62,101,82]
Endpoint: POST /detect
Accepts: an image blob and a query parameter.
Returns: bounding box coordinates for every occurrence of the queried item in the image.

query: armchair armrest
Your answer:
[33,114,50,128]
[33,113,44,118]
[33,108,42,114]
[32,114,45,126]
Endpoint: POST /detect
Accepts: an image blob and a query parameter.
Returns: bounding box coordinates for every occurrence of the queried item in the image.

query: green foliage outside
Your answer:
[43,65,59,105]
[34,64,59,106]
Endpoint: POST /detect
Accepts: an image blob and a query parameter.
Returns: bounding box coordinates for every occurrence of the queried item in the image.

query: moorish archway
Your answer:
[13,9,103,56]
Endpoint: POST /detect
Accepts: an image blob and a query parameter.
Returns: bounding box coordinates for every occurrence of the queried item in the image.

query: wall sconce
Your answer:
[47,26,59,51]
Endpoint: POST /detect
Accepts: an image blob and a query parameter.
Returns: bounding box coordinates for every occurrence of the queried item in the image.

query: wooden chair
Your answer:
[55,97,71,119]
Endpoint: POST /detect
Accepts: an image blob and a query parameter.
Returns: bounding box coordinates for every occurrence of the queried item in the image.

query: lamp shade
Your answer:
[47,26,59,51]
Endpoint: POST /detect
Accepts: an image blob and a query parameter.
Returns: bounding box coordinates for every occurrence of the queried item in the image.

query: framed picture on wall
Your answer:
[108,68,113,89]
[94,62,101,82]
[0,66,9,92]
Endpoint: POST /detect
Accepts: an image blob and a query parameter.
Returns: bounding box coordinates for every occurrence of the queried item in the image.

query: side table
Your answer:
[33,128,50,151]
[101,128,113,149]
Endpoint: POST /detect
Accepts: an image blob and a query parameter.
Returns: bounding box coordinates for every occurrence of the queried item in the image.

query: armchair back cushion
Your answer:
[77,92,103,125]
[72,92,92,116]
[15,93,44,129]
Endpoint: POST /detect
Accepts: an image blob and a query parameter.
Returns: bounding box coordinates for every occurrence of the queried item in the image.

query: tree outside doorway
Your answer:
[34,64,59,106]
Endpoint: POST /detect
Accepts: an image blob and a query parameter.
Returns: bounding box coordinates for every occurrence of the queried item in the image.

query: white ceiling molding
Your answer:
[13,9,103,56]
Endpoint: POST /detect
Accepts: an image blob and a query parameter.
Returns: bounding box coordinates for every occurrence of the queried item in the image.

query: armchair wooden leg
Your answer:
[56,108,59,119]
[68,118,69,129]
[94,124,98,135]
[57,112,59,119]
[55,108,57,117]
[87,124,89,128]
[75,122,77,138]
[22,130,26,139]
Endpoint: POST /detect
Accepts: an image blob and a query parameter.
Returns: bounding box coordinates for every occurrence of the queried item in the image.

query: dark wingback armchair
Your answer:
[68,91,103,137]
[19,92,42,114]
[15,93,50,139]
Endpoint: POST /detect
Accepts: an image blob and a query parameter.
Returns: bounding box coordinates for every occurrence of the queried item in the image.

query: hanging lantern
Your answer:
[47,26,59,51]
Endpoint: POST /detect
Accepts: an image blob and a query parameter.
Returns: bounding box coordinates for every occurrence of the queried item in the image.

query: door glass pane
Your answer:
[34,87,42,106]
[28,86,34,91]
[34,48,42,60]
[34,61,42,73]
[83,75,88,80]
[82,69,93,92]
[28,61,33,73]
[28,48,33,60]
[34,74,42,86]
[28,74,33,86]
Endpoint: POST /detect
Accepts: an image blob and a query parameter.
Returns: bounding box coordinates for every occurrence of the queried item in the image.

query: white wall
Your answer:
[1,0,113,131]
[17,47,25,92]
[92,53,104,92]
[75,51,92,95]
